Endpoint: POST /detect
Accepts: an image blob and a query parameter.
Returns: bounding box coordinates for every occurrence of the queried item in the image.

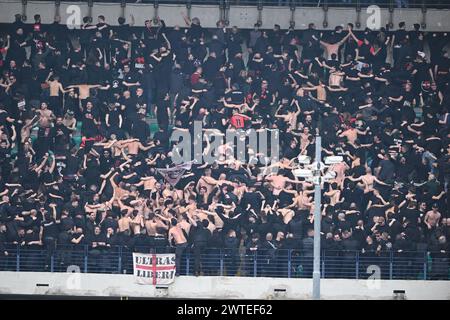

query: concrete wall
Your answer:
[0,0,450,31]
[0,271,449,299]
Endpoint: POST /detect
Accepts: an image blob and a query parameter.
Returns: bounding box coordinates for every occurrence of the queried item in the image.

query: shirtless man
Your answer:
[298,127,312,151]
[179,195,198,217]
[193,208,209,222]
[348,167,390,193]
[324,183,342,206]
[145,212,168,237]
[275,100,300,131]
[206,205,225,230]
[287,185,314,210]
[264,173,302,196]
[37,102,55,128]
[111,138,128,157]
[67,83,110,107]
[20,115,38,144]
[329,69,346,87]
[277,208,296,224]
[118,210,131,232]
[264,158,295,174]
[129,197,151,218]
[338,124,370,144]
[117,210,132,244]
[320,28,351,59]
[110,172,135,200]
[66,84,104,100]
[135,175,157,197]
[217,141,234,161]
[328,161,349,188]
[62,110,77,133]
[303,82,327,102]
[165,199,180,217]
[232,180,248,202]
[183,181,197,203]
[206,215,217,234]
[121,138,152,156]
[424,204,442,230]
[196,168,222,197]
[130,211,144,235]
[46,73,70,115]
[178,213,192,235]
[168,218,188,276]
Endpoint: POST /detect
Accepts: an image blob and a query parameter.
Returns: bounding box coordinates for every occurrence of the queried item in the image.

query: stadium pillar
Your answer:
[312,135,322,300]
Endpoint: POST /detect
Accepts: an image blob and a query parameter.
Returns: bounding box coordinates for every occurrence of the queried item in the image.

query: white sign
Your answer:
[133,253,176,285]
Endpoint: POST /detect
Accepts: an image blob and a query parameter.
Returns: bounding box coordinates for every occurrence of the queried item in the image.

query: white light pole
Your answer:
[312,135,322,301]
[293,136,344,300]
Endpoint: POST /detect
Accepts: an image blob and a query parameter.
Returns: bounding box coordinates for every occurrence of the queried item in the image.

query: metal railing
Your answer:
[12,0,450,9]
[1,244,449,280]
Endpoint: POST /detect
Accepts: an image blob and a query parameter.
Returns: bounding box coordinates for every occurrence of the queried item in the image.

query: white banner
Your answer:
[156,161,195,187]
[132,253,176,285]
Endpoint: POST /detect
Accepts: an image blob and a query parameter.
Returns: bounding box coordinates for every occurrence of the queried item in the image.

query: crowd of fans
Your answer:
[0,11,449,279]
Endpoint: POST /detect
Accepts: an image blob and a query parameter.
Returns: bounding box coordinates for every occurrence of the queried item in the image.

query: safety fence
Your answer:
[2,0,449,30]
[14,1,450,10]
[1,244,449,280]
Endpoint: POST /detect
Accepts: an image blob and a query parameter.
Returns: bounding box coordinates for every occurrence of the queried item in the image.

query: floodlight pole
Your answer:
[312,134,322,300]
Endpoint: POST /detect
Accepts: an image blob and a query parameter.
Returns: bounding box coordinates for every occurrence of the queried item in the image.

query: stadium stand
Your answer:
[0,0,449,281]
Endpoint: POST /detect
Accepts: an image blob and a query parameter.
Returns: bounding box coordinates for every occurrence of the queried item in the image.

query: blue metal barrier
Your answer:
[0,244,448,280]
[13,0,450,9]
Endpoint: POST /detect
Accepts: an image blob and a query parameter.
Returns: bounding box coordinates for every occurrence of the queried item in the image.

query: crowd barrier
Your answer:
[1,244,449,280]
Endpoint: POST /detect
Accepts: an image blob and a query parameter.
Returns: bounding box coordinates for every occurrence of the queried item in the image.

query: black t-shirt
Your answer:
[42,219,59,239]
[65,154,81,175]
[208,111,227,132]
[0,145,11,165]
[393,29,407,46]
[366,205,388,221]
[226,90,245,105]
[190,225,211,244]
[71,232,86,247]
[115,24,132,41]
[400,207,421,225]
[414,61,432,83]
[131,118,150,142]
[378,159,395,182]
[84,161,101,188]
[60,216,75,231]
[24,230,40,245]
[188,24,203,42]
[101,217,119,232]
[96,22,111,39]
[437,56,450,72]
[241,191,263,212]
[120,96,135,118]
[82,107,99,136]
[107,108,121,127]
[89,233,108,248]
[123,71,140,85]
[0,110,9,125]
[54,124,70,151]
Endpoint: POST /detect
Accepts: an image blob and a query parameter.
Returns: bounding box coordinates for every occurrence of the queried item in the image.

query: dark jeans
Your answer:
[224,249,239,276]
[175,243,188,275]
[88,249,105,273]
[301,255,313,278]
[43,237,56,268]
[193,242,207,274]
